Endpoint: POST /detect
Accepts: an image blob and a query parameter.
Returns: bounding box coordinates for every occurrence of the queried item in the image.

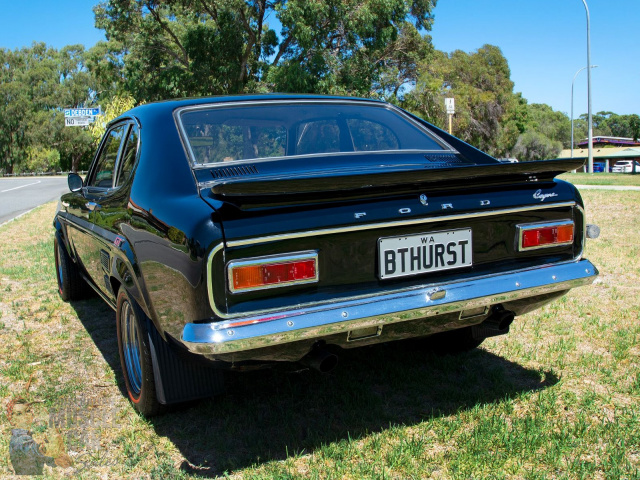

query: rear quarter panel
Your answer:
[124,107,224,341]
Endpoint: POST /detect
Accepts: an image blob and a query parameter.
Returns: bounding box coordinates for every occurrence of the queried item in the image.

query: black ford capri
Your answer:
[54,95,599,416]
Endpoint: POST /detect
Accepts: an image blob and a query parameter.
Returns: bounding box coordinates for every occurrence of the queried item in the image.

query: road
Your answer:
[0,177,69,225]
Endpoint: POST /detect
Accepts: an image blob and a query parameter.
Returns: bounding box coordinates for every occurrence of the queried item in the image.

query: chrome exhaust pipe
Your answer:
[300,348,338,373]
[472,306,515,339]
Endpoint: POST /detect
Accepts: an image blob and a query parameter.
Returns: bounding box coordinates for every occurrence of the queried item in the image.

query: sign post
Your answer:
[65,117,91,127]
[64,107,101,127]
[445,98,455,134]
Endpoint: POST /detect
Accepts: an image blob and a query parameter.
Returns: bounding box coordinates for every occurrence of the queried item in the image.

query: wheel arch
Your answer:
[110,252,166,341]
[53,217,75,262]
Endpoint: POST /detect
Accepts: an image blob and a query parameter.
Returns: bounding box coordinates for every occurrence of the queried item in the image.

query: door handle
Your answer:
[86,201,102,211]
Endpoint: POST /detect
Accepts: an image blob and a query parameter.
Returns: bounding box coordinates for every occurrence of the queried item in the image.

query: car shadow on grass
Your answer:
[157,342,558,477]
[70,299,558,477]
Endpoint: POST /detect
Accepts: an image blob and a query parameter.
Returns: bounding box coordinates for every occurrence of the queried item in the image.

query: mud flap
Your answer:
[146,318,225,405]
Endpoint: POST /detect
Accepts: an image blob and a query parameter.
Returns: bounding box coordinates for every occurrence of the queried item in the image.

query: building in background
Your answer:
[559,146,640,172]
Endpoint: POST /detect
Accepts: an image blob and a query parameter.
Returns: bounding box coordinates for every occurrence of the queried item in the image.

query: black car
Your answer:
[54,95,599,415]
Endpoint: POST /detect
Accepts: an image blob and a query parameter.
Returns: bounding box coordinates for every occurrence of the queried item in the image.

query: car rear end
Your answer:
[174,97,598,365]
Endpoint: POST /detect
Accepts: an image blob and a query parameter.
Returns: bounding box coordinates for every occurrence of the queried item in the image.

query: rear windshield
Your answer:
[178,102,447,165]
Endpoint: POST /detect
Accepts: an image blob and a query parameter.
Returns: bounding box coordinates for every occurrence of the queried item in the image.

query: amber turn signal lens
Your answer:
[230,257,318,292]
[521,223,574,249]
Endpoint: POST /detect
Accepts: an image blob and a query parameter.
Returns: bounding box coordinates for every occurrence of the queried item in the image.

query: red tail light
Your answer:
[228,252,319,293]
[518,222,574,251]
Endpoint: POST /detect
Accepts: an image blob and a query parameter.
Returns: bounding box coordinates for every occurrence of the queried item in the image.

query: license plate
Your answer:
[378,228,472,279]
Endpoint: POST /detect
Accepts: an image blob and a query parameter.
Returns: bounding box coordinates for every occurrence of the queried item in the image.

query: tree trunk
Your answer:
[71,154,81,174]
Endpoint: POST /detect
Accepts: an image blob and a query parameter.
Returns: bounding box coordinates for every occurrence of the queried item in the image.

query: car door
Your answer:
[65,121,139,301]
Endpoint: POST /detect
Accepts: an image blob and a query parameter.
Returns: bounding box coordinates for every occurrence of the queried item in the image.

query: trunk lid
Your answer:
[198,156,586,317]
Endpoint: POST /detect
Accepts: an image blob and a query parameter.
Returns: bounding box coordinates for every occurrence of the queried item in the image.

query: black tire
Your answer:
[54,236,89,301]
[424,326,485,356]
[116,288,163,416]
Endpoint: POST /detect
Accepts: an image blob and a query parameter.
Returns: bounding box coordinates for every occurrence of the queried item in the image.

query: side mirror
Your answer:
[68,173,84,193]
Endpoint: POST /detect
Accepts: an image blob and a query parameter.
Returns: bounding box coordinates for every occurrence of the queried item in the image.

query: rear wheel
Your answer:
[54,236,88,301]
[116,288,163,416]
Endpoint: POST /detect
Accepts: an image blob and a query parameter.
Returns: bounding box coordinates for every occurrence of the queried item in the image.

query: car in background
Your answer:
[53,95,599,415]
[497,158,519,163]
[612,160,640,173]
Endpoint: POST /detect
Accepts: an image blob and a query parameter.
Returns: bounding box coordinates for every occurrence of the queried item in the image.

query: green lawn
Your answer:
[558,172,640,186]
[0,194,638,479]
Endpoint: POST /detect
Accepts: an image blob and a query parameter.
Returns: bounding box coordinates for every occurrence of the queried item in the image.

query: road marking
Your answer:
[1,180,42,193]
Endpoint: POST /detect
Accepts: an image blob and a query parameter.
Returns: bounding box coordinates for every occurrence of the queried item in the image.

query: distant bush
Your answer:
[512,131,562,161]
[23,147,61,173]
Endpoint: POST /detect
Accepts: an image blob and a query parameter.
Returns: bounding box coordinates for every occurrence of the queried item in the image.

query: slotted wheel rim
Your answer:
[121,301,143,396]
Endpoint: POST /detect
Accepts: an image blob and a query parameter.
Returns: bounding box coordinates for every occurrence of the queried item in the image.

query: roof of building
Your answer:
[577,136,640,148]
[559,147,640,160]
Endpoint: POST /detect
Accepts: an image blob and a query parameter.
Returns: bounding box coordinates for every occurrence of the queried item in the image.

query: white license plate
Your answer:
[378,228,472,279]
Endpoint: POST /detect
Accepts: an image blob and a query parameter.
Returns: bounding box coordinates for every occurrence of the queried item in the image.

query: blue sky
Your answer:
[430,0,640,116]
[1,0,638,116]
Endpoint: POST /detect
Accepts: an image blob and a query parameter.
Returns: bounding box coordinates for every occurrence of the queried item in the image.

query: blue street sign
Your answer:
[64,107,101,117]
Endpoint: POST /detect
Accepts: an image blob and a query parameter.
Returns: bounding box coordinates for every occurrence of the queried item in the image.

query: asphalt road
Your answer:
[0,176,70,225]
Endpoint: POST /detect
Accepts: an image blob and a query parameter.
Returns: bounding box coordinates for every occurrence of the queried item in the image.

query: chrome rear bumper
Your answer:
[181,259,598,355]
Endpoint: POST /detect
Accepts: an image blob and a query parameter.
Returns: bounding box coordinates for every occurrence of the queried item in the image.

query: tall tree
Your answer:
[93,0,437,101]
[0,45,59,174]
[0,43,99,174]
[526,103,571,148]
[630,114,640,142]
[403,44,526,157]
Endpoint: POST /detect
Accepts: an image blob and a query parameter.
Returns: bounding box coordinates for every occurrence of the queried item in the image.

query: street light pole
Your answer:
[571,65,598,159]
[581,0,594,173]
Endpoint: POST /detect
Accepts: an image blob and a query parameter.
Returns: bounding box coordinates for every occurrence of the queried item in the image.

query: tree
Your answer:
[630,114,640,142]
[84,40,127,101]
[89,94,137,143]
[24,147,60,173]
[512,131,562,161]
[403,44,526,157]
[93,0,437,101]
[0,44,60,174]
[0,43,100,174]
[526,103,571,148]
[371,24,434,100]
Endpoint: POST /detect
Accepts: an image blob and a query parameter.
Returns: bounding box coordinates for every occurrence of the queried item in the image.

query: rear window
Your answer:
[179,102,446,165]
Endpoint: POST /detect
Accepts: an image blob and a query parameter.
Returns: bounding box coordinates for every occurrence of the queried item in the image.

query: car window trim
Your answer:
[86,120,134,192]
[113,123,141,188]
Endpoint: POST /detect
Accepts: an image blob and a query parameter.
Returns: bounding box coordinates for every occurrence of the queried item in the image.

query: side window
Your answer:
[116,125,139,187]
[88,125,127,188]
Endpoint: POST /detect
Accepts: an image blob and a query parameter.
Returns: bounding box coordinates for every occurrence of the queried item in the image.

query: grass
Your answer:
[558,172,640,186]
[0,192,639,479]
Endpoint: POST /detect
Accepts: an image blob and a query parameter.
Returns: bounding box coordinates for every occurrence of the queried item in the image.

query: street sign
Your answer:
[65,117,91,127]
[64,107,101,118]
[445,98,455,114]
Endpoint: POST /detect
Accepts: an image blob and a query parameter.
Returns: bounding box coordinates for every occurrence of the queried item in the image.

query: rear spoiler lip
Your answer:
[208,158,585,198]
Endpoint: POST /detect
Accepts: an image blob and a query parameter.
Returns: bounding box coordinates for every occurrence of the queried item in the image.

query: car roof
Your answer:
[111,94,385,128]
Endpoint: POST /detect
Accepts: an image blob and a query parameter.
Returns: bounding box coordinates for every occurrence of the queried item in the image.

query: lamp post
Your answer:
[581,0,594,173]
[571,65,598,159]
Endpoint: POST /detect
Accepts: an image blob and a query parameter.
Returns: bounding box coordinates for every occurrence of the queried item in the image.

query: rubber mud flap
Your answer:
[146,318,224,405]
